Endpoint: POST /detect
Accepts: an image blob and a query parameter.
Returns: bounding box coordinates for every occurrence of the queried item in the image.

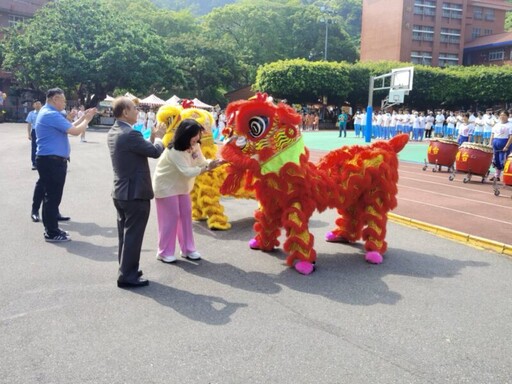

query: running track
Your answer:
[309,150,512,247]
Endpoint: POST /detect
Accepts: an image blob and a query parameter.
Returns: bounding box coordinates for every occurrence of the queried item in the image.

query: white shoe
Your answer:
[180,251,201,260]
[156,254,177,263]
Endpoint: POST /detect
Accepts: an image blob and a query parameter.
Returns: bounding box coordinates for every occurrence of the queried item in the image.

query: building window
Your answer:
[8,14,27,27]
[489,50,504,61]
[483,29,492,36]
[442,2,463,19]
[471,28,481,39]
[414,0,436,16]
[484,9,495,21]
[440,28,461,44]
[412,25,435,41]
[473,6,483,20]
[438,53,459,67]
[411,51,433,65]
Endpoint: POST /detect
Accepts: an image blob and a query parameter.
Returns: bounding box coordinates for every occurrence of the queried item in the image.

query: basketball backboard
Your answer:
[391,67,414,91]
[388,90,405,104]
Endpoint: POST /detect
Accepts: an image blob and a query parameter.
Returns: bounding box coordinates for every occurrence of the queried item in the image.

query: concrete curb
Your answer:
[388,213,512,257]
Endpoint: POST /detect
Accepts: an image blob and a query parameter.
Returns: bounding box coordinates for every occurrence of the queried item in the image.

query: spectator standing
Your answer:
[107,96,165,288]
[489,110,512,182]
[425,110,434,139]
[76,105,87,142]
[313,113,319,131]
[26,100,42,170]
[353,110,362,138]
[146,107,156,133]
[483,109,495,145]
[35,88,96,242]
[457,112,471,145]
[434,110,445,137]
[337,110,348,137]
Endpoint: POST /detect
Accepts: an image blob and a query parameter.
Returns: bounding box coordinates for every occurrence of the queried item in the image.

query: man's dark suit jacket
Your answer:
[108,120,164,283]
[107,120,164,200]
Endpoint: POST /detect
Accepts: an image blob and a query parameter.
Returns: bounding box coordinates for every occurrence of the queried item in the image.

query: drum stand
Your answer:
[449,168,490,183]
[423,159,454,173]
[493,178,512,198]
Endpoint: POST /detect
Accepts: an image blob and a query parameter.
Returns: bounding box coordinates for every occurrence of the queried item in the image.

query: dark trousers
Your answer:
[30,129,37,167]
[113,199,150,282]
[36,156,67,236]
[31,178,44,214]
[338,122,347,137]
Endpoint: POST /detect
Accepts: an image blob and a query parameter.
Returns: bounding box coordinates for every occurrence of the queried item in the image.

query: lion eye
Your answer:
[248,116,268,138]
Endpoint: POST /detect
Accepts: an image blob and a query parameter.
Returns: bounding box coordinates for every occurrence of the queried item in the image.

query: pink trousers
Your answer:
[155,194,196,257]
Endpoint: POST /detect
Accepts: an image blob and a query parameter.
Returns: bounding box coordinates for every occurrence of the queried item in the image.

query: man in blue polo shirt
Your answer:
[35,88,96,242]
[26,100,42,170]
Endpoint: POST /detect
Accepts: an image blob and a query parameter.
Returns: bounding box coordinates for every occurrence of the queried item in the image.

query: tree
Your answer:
[254,59,352,104]
[2,0,180,106]
[170,33,243,103]
[202,0,358,84]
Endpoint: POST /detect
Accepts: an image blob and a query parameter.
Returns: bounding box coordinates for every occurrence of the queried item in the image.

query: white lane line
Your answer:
[399,174,498,195]
[398,197,512,226]
[398,185,512,210]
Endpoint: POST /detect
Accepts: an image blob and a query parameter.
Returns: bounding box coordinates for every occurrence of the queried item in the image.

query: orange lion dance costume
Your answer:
[220,93,409,275]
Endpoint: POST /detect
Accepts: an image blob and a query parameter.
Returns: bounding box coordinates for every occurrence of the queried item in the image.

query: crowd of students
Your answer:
[347,108,510,145]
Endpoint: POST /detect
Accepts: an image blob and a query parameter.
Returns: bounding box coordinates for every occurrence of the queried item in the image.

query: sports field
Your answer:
[302,130,429,164]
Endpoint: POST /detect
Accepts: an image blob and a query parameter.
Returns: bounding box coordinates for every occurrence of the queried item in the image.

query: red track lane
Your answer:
[309,150,512,246]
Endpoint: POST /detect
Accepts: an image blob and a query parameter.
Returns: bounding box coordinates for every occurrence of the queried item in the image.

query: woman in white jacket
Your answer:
[152,119,223,263]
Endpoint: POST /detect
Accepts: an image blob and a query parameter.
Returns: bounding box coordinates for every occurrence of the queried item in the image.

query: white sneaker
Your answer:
[156,254,177,263]
[180,251,201,260]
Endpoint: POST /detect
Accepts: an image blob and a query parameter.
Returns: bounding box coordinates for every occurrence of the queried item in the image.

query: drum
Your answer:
[503,155,512,186]
[427,139,458,167]
[455,142,493,176]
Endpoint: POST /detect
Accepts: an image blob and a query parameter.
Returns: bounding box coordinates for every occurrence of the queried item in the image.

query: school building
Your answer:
[360,0,512,67]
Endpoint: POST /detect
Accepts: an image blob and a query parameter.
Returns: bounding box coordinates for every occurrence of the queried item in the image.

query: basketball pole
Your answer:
[366,76,374,143]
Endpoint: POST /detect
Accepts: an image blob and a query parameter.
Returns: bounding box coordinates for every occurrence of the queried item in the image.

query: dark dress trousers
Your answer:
[107,121,164,283]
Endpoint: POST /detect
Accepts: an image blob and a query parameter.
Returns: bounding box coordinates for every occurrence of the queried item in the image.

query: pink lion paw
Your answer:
[325,231,350,243]
[249,238,260,249]
[365,251,383,264]
[295,261,315,275]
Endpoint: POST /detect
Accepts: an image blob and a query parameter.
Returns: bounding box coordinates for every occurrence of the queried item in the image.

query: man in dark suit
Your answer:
[108,97,165,288]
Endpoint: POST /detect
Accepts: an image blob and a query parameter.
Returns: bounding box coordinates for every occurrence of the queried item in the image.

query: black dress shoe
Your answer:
[117,277,149,288]
[57,214,70,221]
[138,270,143,277]
[31,213,40,222]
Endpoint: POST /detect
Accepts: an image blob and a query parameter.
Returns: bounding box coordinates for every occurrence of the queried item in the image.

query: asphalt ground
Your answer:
[1,123,512,384]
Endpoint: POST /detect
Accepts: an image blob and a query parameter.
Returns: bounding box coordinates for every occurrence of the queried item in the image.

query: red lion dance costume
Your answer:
[220,93,409,275]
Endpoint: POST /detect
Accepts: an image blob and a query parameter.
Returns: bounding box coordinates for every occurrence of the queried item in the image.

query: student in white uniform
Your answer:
[473,112,484,143]
[425,110,435,139]
[482,109,494,145]
[434,110,445,138]
[489,110,512,181]
[389,110,398,138]
[457,112,471,146]
[445,111,456,139]
[353,110,362,138]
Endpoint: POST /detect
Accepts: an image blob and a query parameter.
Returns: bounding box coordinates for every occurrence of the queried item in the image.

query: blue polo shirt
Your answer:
[25,110,38,130]
[35,104,72,158]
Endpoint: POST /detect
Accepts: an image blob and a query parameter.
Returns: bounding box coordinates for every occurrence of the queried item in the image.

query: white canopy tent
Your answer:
[99,94,115,107]
[124,92,138,100]
[192,98,214,110]
[139,94,166,107]
[165,95,181,105]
